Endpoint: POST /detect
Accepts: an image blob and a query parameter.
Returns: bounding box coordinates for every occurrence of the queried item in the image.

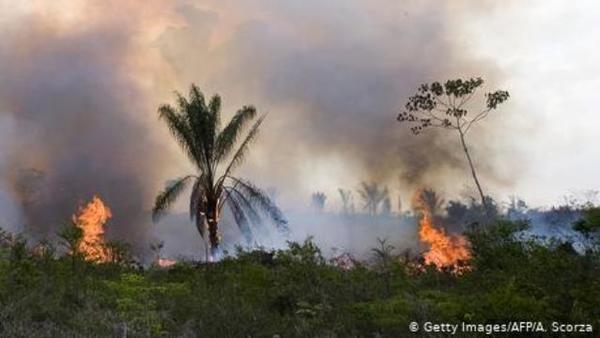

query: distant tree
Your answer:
[562,190,599,209]
[419,188,445,216]
[152,84,287,260]
[543,205,580,229]
[381,197,392,215]
[357,182,389,216]
[338,189,355,214]
[445,200,470,229]
[398,78,509,215]
[311,192,327,212]
[506,195,528,220]
[573,207,600,245]
[445,195,500,231]
[397,196,403,215]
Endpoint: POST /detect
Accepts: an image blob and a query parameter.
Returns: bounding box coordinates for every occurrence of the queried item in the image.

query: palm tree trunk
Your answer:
[207,219,220,261]
[458,129,490,217]
[204,236,209,262]
[195,218,210,262]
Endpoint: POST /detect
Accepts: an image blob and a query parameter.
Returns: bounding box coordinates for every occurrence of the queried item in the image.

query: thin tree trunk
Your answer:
[458,129,490,217]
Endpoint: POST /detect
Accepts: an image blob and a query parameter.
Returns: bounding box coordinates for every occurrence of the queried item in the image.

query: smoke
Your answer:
[0,115,24,233]
[0,1,522,257]
[158,0,517,209]
[0,1,173,251]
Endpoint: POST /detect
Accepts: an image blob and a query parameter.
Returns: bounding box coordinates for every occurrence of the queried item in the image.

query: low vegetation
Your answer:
[0,206,598,337]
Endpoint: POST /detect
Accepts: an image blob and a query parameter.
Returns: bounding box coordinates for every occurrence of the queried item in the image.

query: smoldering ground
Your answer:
[0,1,523,258]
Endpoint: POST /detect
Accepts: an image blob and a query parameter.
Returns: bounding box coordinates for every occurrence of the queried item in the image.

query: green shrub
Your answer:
[0,225,597,337]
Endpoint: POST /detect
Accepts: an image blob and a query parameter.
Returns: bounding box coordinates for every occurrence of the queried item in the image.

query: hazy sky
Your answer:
[460,1,600,206]
[0,0,598,215]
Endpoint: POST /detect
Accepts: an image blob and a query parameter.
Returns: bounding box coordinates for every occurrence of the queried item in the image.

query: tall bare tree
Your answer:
[397,78,509,214]
[152,84,287,260]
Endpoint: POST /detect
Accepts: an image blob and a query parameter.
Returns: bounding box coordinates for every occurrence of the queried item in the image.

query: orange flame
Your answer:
[157,258,177,268]
[414,193,470,272]
[72,195,112,262]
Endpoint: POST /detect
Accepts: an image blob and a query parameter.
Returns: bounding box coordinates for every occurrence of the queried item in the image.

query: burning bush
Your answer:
[413,190,471,272]
[71,195,112,262]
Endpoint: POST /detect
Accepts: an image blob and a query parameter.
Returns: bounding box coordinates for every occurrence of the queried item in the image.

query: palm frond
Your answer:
[176,89,211,165]
[175,91,190,113]
[357,182,389,214]
[158,105,206,171]
[227,177,288,232]
[185,85,217,180]
[208,94,222,133]
[152,175,196,222]
[215,106,257,162]
[227,188,263,226]
[222,115,265,179]
[188,84,206,110]
[225,191,253,243]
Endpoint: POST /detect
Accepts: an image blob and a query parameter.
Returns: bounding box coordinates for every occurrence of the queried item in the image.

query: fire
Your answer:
[414,193,470,272]
[157,258,177,268]
[72,195,112,262]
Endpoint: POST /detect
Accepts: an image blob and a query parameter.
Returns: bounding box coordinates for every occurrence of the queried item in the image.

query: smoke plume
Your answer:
[158,0,516,209]
[0,1,521,256]
[0,1,173,251]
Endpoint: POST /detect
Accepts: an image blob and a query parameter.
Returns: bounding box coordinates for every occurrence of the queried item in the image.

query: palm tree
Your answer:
[338,188,354,214]
[311,191,327,213]
[418,188,445,216]
[152,84,287,260]
[357,182,389,216]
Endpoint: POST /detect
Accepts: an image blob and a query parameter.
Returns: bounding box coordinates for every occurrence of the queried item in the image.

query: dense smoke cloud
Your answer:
[0,1,520,255]
[0,1,173,250]
[159,0,515,209]
[0,115,23,233]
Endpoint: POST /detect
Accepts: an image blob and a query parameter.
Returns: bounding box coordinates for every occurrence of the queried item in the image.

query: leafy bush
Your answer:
[0,219,597,337]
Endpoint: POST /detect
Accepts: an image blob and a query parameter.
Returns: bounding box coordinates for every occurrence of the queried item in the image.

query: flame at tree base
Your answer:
[72,195,112,262]
[414,192,471,273]
[157,258,177,268]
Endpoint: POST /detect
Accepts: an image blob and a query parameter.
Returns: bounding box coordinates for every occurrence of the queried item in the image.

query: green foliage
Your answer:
[57,222,83,256]
[574,206,600,236]
[0,223,597,336]
[398,77,510,135]
[103,240,134,265]
[103,273,179,335]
